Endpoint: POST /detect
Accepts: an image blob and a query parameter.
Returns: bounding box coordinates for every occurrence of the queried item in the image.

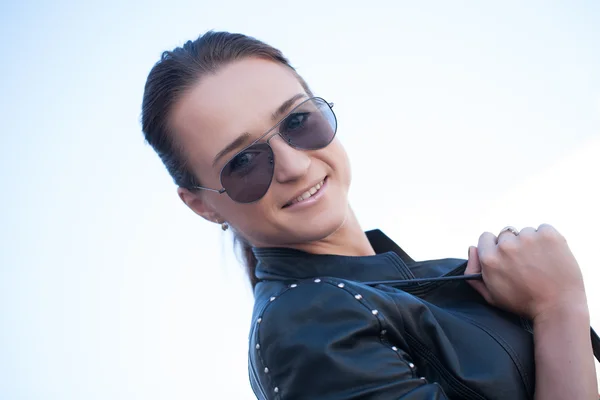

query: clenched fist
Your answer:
[464,223,588,321]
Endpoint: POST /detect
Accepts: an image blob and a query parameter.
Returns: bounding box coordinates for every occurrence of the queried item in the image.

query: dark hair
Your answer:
[141,31,312,288]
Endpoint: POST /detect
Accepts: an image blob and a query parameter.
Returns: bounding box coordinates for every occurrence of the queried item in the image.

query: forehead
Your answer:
[170,58,306,170]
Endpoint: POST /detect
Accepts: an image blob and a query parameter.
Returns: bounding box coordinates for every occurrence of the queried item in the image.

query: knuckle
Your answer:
[537,224,563,241]
[498,238,519,253]
[479,251,499,267]
[520,226,536,235]
[537,223,556,233]
[519,229,536,244]
[480,231,494,241]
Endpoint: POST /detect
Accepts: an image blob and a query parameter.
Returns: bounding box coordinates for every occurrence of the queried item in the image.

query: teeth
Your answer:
[290,180,325,205]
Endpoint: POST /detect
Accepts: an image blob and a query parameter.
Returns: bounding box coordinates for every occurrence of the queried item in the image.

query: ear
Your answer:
[177,187,222,224]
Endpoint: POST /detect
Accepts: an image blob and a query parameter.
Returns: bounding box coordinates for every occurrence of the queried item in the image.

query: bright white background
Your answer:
[1,1,599,398]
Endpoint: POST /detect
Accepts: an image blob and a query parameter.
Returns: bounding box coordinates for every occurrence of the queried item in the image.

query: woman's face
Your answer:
[171,58,352,247]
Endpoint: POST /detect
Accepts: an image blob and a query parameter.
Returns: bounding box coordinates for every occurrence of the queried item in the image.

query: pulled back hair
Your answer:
[141,31,312,288]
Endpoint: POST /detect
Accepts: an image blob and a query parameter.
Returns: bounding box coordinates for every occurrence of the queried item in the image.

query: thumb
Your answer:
[465,246,492,303]
[465,246,482,275]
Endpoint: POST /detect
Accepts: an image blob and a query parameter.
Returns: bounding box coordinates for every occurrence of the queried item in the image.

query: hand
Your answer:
[464,224,588,321]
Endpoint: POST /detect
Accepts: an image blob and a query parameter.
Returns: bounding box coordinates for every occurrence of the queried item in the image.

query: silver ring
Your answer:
[498,226,519,237]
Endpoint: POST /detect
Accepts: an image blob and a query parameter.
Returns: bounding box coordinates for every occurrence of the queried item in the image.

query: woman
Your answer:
[140,31,598,399]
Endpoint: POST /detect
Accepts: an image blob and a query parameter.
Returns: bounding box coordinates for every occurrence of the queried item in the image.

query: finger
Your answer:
[464,246,482,274]
[537,223,556,233]
[465,246,493,303]
[477,232,497,262]
[518,226,537,241]
[537,223,562,238]
[497,230,519,247]
[536,223,566,245]
[496,226,519,245]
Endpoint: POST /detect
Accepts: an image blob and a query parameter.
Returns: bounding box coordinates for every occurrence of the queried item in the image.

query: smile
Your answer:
[284,177,327,208]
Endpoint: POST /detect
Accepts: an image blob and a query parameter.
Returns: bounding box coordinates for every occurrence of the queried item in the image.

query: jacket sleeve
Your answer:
[249,280,449,400]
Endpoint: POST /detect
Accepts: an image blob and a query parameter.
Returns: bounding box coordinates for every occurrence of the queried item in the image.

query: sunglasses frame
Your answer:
[191,97,336,203]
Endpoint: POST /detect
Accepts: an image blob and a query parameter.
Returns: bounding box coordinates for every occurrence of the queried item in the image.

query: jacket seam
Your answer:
[251,285,293,400]
[446,309,533,396]
[384,252,415,280]
[404,332,486,400]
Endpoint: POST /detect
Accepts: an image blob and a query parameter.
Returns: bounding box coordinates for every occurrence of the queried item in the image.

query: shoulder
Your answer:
[254,278,386,333]
[248,279,433,399]
[251,278,398,362]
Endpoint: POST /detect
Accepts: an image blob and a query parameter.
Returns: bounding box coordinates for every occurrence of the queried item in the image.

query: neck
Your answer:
[289,205,375,257]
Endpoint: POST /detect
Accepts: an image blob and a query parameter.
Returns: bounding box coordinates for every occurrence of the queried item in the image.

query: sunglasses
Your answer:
[192,97,337,203]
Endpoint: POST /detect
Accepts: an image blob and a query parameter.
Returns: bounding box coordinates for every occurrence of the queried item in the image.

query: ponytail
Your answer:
[234,234,259,289]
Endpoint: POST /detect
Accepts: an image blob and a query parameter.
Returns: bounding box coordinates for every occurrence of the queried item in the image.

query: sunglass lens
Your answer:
[279,98,337,150]
[221,143,274,203]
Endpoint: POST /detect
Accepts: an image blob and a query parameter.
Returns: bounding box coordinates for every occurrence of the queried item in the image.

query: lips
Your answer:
[283,177,327,208]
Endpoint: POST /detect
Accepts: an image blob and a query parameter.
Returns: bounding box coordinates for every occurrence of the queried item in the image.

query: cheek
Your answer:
[226,202,277,242]
[328,140,352,182]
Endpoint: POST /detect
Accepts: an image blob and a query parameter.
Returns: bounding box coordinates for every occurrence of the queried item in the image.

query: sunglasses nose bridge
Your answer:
[265,130,292,147]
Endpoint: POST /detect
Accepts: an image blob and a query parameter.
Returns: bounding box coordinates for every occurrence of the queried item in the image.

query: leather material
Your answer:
[246,229,571,399]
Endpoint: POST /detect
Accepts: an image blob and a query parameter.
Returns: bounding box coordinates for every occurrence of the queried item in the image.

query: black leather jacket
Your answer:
[247,230,595,399]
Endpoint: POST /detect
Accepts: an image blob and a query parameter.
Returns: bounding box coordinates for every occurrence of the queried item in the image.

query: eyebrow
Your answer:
[211,93,307,168]
[271,93,307,121]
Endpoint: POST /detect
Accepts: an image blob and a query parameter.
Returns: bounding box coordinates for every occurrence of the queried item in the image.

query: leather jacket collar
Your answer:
[253,229,417,283]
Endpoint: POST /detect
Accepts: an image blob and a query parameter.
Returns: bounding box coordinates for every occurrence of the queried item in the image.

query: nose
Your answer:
[269,135,311,184]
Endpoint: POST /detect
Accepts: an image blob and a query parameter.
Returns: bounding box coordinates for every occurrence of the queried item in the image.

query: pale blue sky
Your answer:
[1,1,599,398]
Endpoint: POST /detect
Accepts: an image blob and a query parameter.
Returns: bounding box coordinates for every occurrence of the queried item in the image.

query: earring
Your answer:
[221,222,229,231]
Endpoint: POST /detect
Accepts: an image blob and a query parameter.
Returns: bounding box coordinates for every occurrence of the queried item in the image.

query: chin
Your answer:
[296,211,347,243]
[281,194,349,244]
